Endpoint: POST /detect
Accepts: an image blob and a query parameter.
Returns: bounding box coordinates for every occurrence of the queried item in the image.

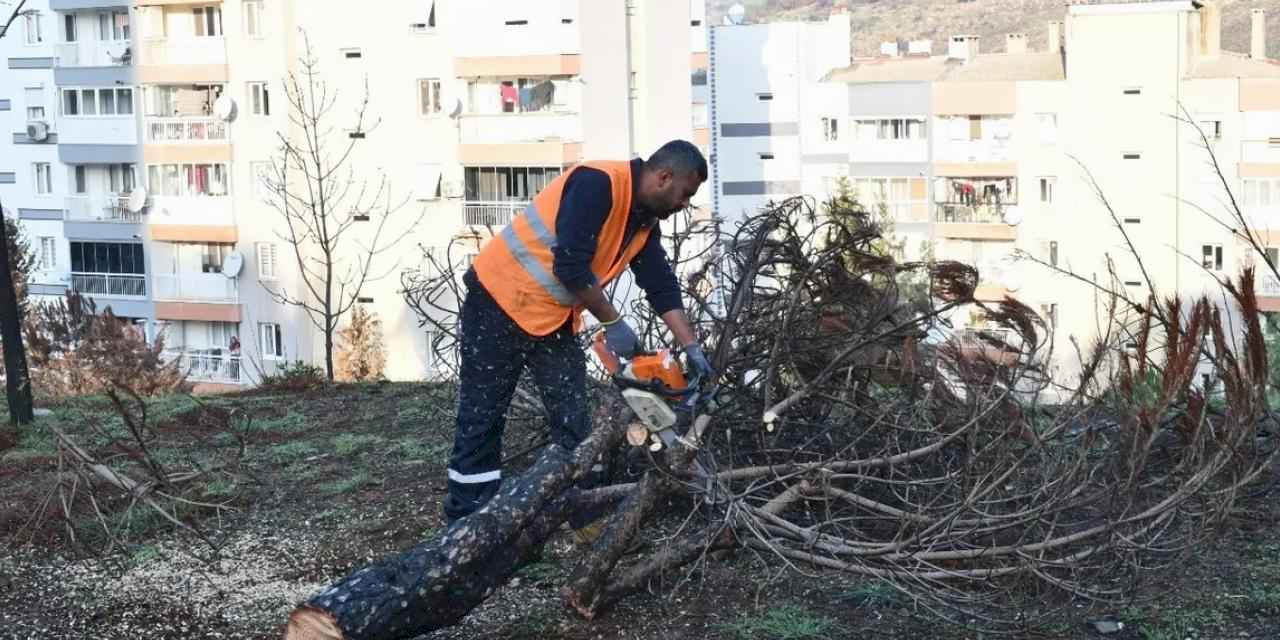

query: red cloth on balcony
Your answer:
[500,84,517,104]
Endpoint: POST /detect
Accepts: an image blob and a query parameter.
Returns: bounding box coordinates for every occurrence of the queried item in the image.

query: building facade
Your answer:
[1,0,708,389]
[710,2,1280,394]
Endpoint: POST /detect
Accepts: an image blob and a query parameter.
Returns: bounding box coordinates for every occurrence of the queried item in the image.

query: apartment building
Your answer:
[1,0,706,389]
[711,2,1280,393]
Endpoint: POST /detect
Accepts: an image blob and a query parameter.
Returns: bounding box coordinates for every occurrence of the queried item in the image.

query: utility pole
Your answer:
[0,200,34,425]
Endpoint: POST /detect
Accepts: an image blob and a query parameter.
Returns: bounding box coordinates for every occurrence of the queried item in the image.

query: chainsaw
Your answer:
[590,331,716,456]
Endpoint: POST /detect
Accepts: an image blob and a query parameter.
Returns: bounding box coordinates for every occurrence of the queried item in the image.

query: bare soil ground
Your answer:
[2,382,1278,640]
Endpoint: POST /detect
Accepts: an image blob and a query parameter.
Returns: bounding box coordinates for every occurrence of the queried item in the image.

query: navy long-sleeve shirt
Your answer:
[550,158,683,315]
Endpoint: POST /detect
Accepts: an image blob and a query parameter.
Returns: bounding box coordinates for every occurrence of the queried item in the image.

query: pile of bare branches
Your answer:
[297,194,1273,638]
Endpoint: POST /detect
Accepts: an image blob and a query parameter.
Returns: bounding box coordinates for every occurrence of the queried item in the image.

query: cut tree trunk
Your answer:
[0,199,33,426]
[284,415,624,640]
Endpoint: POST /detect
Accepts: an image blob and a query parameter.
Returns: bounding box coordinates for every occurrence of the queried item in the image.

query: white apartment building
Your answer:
[1,0,708,390]
[711,2,1280,394]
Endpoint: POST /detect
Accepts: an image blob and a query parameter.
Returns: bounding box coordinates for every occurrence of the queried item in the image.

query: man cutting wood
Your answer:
[444,140,715,539]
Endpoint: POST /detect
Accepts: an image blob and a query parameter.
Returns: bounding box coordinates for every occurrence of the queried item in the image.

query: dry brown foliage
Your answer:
[335,306,387,383]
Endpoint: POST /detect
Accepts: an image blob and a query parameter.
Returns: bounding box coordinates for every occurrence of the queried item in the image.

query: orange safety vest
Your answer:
[473,161,653,337]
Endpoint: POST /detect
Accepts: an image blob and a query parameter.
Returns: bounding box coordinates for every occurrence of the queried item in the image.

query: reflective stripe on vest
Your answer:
[499,204,576,306]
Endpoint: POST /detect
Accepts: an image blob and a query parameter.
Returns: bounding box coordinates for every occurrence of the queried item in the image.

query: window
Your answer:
[854,118,926,141]
[821,117,839,142]
[1124,217,1141,224]
[194,6,223,37]
[357,296,374,304]
[1041,303,1058,328]
[146,163,230,196]
[249,82,270,116]
[758,152,774,160]
[1037,113,1057,144]
[1039,177,1055,204]
[34,163,52,195]
[256,242,279,280]
[1200,120,1223,140]
[1266,247,1279,268]
[756,93,773,101]
[62,88,132,117]
[74,166,87,194]
[341,48,362,59]
[852,177,930,222]
[416,163,442,200]
[25,87,44,122]
[244,0,263,37]
[464,166,562,201]
[1202,244,1224,271]
[1243,178,1280,209]
[201,243,231,274]
[1049,241,1059,267]
[347,130,366,139]
[24,11,43,45]
[934,177,1018,206]
[1123,152,1141,160]
[418,78,442,115]
[38,237,56,271]
[95,12,126,40]
[1123,87,1142,95]
[70,242,145,275]
[504,19,529,26]
[260,323,283,359]
[692,19,703,26]
[64,14,77,42]
[107,163,136,193]
[251,161,271,197]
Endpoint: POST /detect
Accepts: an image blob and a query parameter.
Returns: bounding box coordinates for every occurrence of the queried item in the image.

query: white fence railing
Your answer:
[56,41,131,67]
[164,350,242,384]
[152,273,238,303]
[65,195,143,223]
[464,201,526,227]
[458,112,581,145]
[71,272,146,297]
[937,204,1011,224]
[146,117,228,143]
[138,37,226,66]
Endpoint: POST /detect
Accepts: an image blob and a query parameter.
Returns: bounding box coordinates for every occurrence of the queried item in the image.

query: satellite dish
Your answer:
[441,85,463,119]
[221,251,245,279]
[126,188,148,213]
[213,95,236,121]
[727,3,746,24]
[1002,207,1023,226]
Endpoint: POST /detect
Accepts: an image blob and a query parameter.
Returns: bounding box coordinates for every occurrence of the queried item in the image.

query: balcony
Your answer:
[148,196,234,228]
[164,350,243,385]
[951,327,1020,366]
[65,195,144,223]
[936,204,1018,241]
[458,112,581,145]
[934,139,1014,164]
[464,201,525,227]
[1242,139,1280,165]
[56,41,131,67]
[152,273,238,303]
[146,117,228,143]
[71,272,146,298]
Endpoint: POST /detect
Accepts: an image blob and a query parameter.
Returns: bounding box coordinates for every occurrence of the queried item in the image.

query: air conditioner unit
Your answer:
[442,180,464,199]
[26,121,49,142]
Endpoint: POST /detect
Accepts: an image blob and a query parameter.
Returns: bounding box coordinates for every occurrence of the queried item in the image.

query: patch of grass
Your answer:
[719,604,835,640]
[390,438,450,463]
[268,440,320,463]
[502,605,556,639]
[249,410,310,434]
[517,560,559,582]
[332,433,386,456]
[131,544,161,566]
[0,422,58,465]
[836,581,902,608]
[203,478,238,497]
[319,472,379,495]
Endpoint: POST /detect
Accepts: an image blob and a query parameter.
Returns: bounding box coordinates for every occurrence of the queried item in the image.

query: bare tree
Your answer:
[0,1,36,426]
[260,33,420,380]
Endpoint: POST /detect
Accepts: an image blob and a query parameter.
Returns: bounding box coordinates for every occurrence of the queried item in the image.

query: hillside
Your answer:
[708,0,1280,59]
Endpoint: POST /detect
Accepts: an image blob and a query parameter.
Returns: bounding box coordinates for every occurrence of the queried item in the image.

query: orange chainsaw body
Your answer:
[591,331,687,394]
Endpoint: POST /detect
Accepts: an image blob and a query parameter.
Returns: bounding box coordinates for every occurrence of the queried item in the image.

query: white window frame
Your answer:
[856,118,927,142]
[851,176,930,222]
[243,0,264,38]
[64,13,77,43]
[61,87,133,118]
[38,237,56,271]
[33,163,53,195]
[259,323,283,360]
[418,78,442,116]
[1201,244,1224,271]
[1242,178,1280,209]
[1037,113,1057,145]
[250,161,271,197]
[25,86,45,122]
[256,242,279,280]
[411,2,437,34]
[24,11,44,45]
[1038,177,1055,204]
[821,116,839,142]
[416,163,442,200]
[248,82,270,116]
[193,6,223,38]
[146,163,232,197]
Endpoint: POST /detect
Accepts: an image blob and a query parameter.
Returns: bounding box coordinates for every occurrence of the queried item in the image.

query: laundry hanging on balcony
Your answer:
[500,84,518,105]
[528,80,555,111]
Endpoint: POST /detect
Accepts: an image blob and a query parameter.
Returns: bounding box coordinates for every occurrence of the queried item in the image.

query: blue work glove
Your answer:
[603,318,640,360]
[684,344,715,383]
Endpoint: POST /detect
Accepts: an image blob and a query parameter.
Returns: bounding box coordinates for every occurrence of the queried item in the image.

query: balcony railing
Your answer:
[65,195,144,223]
[937,204,1011,225]
[1241,139,1280,165]
[464,201,526,227]
[458,112,581,145]
[56,41,131,67]
[152,273,238,303]
[71,272,146,298]
[146,117,228,143]
[138,37,226,66]
[1258,274,1280,297]
[164,350,242,385]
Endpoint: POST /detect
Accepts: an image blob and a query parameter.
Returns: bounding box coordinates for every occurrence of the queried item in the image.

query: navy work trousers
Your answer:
[444,269,592,525]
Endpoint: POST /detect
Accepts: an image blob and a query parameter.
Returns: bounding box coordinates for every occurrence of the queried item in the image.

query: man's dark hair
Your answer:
[647,140,708,181]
